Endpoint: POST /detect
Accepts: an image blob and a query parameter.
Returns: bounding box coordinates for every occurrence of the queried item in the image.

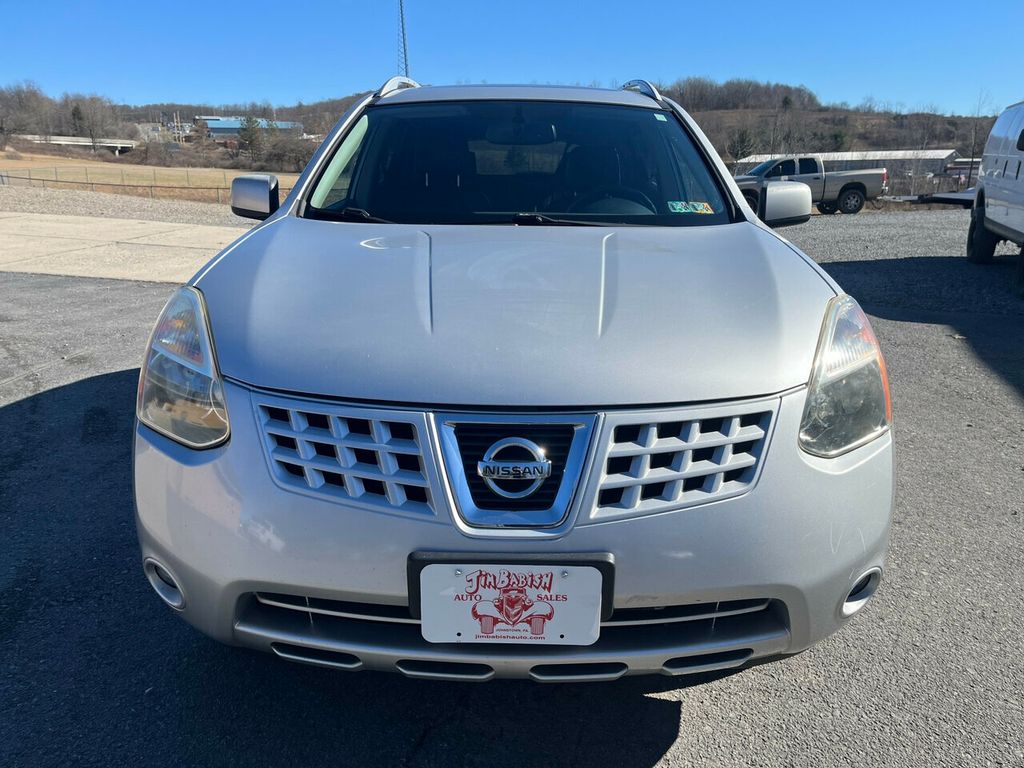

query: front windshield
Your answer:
[745,160,774,176]
[305,100,731,226]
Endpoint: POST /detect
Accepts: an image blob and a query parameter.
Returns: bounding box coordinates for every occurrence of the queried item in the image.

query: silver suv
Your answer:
[134,78,893,682]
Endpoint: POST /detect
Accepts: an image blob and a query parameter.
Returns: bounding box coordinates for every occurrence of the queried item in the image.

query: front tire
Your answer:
[838,188,865,214]
[966,207,998,264]
[816,202,838,215]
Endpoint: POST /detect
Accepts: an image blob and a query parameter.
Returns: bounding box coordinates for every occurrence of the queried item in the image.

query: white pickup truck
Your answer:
[735,155,888,215]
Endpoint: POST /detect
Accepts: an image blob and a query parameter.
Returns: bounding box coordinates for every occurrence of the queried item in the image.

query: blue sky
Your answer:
[1,0,1020,115]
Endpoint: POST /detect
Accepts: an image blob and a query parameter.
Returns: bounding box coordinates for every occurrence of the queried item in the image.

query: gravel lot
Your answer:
[1,192,1023,768]
[0,185,254,228]
[787,208,1023,316]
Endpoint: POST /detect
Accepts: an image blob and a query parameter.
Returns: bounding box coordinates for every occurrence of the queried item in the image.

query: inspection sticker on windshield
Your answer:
[668,201,715,214]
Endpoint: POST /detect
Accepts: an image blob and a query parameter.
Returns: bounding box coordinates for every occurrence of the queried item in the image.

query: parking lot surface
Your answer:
[1,194,1022,767]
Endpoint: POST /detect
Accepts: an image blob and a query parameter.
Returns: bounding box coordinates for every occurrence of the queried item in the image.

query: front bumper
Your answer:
[134,381,893,681]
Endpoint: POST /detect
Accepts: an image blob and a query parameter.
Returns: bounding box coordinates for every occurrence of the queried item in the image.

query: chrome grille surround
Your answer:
[252,392,441,519]
[578,397,779,523]
[435,413,597,529]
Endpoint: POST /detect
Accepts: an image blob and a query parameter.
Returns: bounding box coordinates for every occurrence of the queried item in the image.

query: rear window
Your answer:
[304,100,731,226]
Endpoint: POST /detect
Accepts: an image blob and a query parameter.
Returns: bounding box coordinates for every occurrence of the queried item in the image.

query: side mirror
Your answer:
[760,181,811,228]
[231,174,280,220]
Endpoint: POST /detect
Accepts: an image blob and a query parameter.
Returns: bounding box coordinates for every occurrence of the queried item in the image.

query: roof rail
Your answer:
[375,76,421,98]
[621,79,663,103]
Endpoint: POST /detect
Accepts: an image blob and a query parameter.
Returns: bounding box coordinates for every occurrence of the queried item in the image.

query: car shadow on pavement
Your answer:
[817,254,1024,399]
[1,369,743,768]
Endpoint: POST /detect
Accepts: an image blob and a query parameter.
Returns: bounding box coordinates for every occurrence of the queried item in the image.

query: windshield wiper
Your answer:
[510,212,607,227]
[313,206,396,224]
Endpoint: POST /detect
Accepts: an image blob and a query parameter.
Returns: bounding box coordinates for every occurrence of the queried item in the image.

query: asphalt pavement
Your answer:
[1,203,1022,767]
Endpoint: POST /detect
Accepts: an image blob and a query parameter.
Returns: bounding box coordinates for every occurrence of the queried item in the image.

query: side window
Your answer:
[309,115,370,209]
[765,161,795,178]
[1017,129,1024,152]
[798,158,818,174]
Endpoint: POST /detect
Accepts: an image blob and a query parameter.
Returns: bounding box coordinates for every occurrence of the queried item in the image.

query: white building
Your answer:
[738,149,959,176]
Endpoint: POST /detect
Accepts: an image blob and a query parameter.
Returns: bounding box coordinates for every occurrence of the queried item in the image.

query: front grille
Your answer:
[589,403,775,520]
[253,395,435,516]
[454,423,575,510]
[251,390,775,525]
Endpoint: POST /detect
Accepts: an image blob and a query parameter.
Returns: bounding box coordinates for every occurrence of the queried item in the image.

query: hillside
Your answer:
[1,78,997,174]
[691,107,995,167]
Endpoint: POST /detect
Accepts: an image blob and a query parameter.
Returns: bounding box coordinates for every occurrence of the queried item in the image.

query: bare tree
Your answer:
[0,82,53,149]
[964,90,994,190]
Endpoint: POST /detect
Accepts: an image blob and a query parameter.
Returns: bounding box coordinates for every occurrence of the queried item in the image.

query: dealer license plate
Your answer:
[419,564,602,645]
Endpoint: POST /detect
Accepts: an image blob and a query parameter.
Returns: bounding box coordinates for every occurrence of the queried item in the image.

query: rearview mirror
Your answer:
[231,174,280,220]
[760,181,811,228]
[485,122,556,145]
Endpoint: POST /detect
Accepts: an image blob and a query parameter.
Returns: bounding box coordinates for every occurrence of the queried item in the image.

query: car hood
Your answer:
[196,217,834,407]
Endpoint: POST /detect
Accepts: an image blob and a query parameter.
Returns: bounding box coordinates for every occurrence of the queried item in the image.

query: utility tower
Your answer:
[398,0,410,77]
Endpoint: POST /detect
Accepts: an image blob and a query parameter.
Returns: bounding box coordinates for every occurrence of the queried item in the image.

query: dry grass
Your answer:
[0,152,299,203]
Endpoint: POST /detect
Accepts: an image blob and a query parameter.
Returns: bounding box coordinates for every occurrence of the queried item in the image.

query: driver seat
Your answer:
[546,145,621,211]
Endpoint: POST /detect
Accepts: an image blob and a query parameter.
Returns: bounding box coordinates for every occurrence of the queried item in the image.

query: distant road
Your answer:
[15,133,137,154]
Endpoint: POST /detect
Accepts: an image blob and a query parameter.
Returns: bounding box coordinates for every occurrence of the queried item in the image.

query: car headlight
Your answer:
[799,295,891,457]
[136,286,229,449]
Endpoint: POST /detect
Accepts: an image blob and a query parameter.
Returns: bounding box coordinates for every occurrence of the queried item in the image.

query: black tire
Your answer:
[816,202,838,215]
[743,192,760,214]
[966,206,998,264]
[837,188,865,214]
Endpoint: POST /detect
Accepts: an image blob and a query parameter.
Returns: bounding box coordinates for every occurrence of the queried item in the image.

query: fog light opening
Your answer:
[144,558,185,610]
[841,567,881,618]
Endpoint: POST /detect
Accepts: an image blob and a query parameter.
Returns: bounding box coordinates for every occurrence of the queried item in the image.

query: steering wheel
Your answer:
[567,185,658,214]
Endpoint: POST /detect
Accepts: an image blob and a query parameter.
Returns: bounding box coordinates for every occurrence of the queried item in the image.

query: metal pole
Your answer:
[398,0,410,76]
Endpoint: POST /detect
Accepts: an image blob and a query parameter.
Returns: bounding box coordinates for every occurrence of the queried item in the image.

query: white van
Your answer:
[968,100,1024,291]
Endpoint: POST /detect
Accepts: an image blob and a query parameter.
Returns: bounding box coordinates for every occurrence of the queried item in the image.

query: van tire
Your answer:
[816,202,838,215]
[837,188,865,214]
[966,207,998,264]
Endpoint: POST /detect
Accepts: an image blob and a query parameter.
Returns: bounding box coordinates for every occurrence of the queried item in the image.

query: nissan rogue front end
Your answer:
[133,78,893,682]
